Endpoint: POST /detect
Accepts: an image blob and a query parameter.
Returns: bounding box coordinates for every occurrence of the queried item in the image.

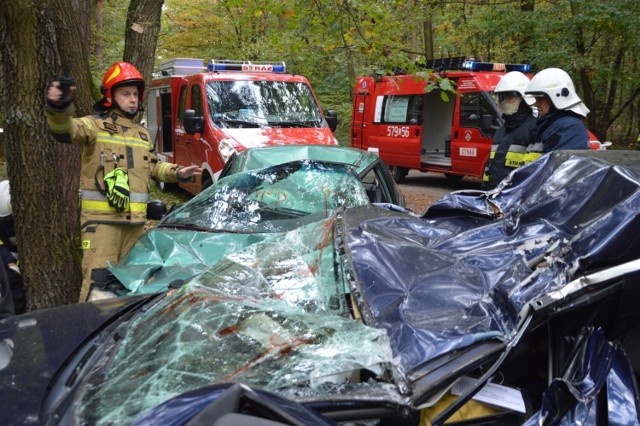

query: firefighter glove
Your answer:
[103,168,130,212]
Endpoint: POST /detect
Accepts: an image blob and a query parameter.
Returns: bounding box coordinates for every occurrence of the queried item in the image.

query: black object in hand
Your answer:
[58,74,76,101]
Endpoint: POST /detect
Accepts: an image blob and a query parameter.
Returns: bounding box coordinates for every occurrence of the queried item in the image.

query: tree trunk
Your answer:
[51,0,95,241]
[569,1,595,131]
[122,0,165,88]
[71,0,91,45]
[95,0,104,66]
[0,0,82,309]
[423,19,434,61]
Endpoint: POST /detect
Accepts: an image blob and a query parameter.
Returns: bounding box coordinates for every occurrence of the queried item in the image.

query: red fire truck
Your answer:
[350,58,600,183]
[146,58,338,194]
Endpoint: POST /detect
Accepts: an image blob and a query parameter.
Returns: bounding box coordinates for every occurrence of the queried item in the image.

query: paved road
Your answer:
[398,170,482,213]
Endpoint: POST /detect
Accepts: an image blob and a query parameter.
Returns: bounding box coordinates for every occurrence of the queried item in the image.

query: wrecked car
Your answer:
[1,151,640,425]
[104,145,405,295]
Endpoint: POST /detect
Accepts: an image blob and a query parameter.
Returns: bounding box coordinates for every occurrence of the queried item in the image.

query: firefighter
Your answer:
[522,68,589,164]
[46,62,202,302]
[482,71,537,190]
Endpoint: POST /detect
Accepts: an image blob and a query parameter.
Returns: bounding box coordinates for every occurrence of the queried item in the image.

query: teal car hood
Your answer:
[222,145,378,176]
[110,160,371,295]
[110,229,277,294]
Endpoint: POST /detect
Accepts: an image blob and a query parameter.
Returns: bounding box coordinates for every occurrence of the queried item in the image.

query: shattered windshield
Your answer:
[206,80,324,128]
[69,152,640,425]
[75,218,400,425]
[161,161,370,233]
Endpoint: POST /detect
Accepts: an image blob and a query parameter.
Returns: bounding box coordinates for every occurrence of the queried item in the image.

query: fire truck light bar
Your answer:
[462,61,531,73]
[207,60,286,73]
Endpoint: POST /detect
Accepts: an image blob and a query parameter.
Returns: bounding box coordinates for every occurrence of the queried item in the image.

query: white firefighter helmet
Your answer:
[524,68,590,117]
[494,71,530,97]
[0,180,11,218]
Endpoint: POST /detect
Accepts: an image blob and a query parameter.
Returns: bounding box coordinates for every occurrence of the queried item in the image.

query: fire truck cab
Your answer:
[351,58,532,183]
[147,58,339,194]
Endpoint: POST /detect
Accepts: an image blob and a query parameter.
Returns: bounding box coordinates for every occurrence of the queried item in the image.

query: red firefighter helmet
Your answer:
[94,62,145,112]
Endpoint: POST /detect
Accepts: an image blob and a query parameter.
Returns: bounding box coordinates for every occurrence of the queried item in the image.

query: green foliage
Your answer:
[120,0,638,147]
[149,180,190,206]
[90,0,129,82]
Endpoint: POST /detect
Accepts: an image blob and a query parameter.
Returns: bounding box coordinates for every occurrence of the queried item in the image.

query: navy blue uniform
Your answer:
[524,110,589,165]
[482,105,537,190]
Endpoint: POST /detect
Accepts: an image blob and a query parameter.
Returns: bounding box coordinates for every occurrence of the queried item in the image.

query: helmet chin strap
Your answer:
[114,101,139,119]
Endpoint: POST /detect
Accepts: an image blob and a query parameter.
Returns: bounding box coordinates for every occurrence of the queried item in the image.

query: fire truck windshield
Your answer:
[206,81,325,129]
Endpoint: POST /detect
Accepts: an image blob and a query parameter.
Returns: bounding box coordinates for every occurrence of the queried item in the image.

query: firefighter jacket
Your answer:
[523,110,589,165]
[482,105,537,190]
[46,105,183,227]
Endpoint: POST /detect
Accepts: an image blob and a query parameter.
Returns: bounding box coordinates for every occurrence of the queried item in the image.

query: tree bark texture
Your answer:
[95,0,104,66]
[423,19,434,61]
[0,0,82,309]
[50,0,95,241]
[123,0,165,88]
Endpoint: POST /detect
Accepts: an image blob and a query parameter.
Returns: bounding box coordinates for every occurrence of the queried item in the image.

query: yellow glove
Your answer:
[104,168,130,212]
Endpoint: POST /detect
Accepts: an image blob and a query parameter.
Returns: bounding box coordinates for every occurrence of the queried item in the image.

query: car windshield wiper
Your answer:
[212,117,262,128]
[256,203,308,218]
[268,120,317,128]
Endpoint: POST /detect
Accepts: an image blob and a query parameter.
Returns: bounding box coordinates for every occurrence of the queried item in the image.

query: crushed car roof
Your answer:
[57,151,640,423]
[344,151,640,402]
[220,144,382,177]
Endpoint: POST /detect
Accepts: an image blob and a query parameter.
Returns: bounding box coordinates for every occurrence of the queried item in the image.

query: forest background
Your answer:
[0,0,638,309]
[117,0,639,146]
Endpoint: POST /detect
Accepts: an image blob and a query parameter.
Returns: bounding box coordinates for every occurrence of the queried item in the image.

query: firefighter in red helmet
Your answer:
[46,62,202,302]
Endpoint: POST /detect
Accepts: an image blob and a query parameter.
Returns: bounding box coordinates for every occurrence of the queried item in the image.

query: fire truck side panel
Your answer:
[173,82,195,191]
[448,75,502,176]
[350,91,368,151]
[371,94,421,169]
[351,72,503,180]
[352,77,425,170]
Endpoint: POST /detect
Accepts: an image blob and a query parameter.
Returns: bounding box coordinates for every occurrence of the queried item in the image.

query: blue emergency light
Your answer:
[207,60,286,73]
[462,61,531,73]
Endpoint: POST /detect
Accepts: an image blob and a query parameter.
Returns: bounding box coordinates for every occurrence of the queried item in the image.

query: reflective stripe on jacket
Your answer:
[482,109,536,190]
[46,106,182,226]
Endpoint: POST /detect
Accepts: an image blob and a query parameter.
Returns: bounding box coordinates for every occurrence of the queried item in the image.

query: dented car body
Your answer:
[1,151,640,425]
[107,145,405,295]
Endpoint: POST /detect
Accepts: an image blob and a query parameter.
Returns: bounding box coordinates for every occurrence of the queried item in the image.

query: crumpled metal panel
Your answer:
[77,218,399,425]
[522,327,639,425]
[344,152,640,378]
[111,160,371,294]
[109,229,273,294]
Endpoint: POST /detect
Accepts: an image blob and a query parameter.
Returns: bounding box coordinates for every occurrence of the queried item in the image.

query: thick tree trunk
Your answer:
[0,1,82,309]
[123,0,165,87]
[51,0,94,241]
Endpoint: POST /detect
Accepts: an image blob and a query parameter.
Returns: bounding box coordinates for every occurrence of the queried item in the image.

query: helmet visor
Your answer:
[497,92,520,102]
[524,93,546,106]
